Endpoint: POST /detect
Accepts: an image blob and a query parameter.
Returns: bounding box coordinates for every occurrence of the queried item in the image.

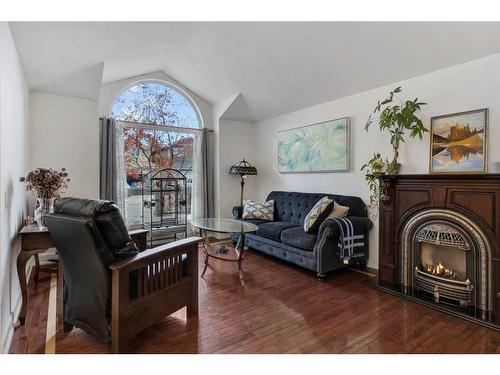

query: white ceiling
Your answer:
[9,22,500,121]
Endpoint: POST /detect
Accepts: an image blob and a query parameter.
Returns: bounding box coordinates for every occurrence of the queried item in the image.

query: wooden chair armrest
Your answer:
[109,237,201,272]
[110,236,200,353]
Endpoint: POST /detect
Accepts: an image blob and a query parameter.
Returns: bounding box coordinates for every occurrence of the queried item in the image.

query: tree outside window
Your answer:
[112,82,199,186]
[111,82,200,226]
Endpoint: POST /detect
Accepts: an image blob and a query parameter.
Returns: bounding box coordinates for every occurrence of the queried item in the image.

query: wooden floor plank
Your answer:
[10,244,500,354]
[10,271,51,354]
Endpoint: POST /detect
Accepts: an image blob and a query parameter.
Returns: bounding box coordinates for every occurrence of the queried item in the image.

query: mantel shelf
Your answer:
[381,173,500,180]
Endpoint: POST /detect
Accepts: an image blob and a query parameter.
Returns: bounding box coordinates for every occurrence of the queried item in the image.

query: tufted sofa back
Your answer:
[266,191,367,225]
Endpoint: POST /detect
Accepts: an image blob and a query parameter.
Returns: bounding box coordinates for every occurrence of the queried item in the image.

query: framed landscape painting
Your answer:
[278,117,349,173]
[429,108,488,174]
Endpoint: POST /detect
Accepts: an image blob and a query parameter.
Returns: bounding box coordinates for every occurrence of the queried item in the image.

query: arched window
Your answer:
[110,81,201,229]
[111,82,201,128]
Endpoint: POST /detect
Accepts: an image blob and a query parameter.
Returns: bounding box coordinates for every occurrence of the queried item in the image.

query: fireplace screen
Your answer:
[413,223,474,307]
[420,243,466,281]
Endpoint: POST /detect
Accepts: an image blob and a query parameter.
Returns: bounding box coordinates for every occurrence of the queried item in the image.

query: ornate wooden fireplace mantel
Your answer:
[378,174,500,320]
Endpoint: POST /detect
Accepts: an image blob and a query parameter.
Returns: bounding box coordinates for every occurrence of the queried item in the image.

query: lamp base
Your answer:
[240,176,245,207]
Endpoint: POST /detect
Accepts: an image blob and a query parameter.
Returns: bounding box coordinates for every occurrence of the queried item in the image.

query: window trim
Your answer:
[117,119,202,134]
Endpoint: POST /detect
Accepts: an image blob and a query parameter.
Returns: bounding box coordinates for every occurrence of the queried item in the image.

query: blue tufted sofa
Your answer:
[231,191,373,278]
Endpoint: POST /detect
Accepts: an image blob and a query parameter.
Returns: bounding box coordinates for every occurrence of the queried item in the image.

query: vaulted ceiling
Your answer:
[9,22,500,122]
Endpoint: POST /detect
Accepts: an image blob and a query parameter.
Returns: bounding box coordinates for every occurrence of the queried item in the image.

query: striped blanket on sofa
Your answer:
[331,217,367,264]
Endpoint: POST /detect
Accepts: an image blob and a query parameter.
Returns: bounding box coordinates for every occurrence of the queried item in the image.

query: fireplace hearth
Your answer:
[375,174,500,330]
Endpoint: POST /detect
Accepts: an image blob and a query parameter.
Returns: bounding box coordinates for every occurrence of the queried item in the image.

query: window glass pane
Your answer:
[112,83,200,129]
[121,126,194,228]
[111,81,200,232]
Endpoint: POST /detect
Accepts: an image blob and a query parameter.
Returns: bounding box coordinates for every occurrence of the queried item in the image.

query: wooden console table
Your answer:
[18,225,56,325]
[17,224,148,326]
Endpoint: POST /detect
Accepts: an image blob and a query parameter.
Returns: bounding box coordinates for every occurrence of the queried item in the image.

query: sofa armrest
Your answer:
[317,216,373,240]
[232,206,243,220]
[314,216,372,273]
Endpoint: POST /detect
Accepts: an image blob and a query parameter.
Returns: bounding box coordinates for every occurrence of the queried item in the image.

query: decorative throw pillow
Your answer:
[242,199,275,221]
[303,196,333,232]
[326,201,350,219]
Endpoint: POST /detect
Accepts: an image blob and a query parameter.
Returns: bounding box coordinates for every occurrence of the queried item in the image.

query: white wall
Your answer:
[218,119,258,218]
[254,53,500,269]
[211,94,239,218]
[0,22,29,353]
[29,92,100,199]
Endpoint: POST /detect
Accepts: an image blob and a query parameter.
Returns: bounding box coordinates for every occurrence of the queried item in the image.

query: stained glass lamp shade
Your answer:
[229,159,257,206]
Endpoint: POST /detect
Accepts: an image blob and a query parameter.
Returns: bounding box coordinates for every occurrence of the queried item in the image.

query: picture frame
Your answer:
[277,117,350,173]
[429,108,488,174]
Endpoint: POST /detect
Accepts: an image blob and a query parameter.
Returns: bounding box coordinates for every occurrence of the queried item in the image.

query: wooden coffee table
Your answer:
[191,218,258,286]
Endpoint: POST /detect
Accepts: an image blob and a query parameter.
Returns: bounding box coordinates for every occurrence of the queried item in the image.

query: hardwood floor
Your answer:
[10,244,500,354]
[9,270,51,354]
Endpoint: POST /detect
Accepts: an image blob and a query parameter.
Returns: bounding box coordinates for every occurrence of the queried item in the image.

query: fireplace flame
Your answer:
[425,261,461,280]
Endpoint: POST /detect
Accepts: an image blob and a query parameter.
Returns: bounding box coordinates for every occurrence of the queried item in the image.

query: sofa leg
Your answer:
[316,272,326,280]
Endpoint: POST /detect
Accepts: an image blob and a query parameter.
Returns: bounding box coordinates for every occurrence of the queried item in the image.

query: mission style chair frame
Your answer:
[109,237,200,353]
[58,233,200,353]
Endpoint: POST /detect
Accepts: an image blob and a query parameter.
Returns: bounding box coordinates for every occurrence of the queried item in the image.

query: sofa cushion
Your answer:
[267,191,367,224]
[54,197,138,260]
[242,199,275,221]
[280,227,317,251]
[303,196,333,232]
[326,201,350,219]
[256,221,299,241]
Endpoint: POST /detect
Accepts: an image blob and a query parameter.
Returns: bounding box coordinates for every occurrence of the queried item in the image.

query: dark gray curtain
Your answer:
[201,128,214,217]
[192,128,214,219]
[99,117,117,201]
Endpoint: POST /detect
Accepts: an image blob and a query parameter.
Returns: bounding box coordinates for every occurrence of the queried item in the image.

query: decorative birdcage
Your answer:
[142,168,188,247]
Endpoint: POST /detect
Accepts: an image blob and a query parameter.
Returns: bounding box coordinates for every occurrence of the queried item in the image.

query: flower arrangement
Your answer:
[20,168,71,229]
[20,168,70,199]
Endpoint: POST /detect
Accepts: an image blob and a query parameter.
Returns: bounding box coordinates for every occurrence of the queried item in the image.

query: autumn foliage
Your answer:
[114,83,196,183]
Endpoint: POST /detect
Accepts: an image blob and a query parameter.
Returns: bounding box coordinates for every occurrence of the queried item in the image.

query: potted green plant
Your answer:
[361,153,388,216]
[365,86,428,174]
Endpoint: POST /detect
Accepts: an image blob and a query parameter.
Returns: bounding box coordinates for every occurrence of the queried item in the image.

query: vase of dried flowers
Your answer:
[34,197,56,228]
[20,167,70,229]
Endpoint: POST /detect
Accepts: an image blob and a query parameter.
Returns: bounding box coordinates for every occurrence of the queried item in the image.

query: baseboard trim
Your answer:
[2,260,34,353]
[1,288,21,354]
[1,325,13,354]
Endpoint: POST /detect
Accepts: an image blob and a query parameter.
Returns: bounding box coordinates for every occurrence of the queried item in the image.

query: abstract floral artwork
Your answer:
[430,109,488,174]
[278,117,349,173]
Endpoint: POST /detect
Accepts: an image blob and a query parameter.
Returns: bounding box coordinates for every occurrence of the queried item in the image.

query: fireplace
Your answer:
[415,223,472,306]
[376,174,499,329]
[401,210,492,313]
[415,236,473,307]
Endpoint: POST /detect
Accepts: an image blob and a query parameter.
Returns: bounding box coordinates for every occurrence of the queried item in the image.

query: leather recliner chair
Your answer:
[45,197,200,353]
